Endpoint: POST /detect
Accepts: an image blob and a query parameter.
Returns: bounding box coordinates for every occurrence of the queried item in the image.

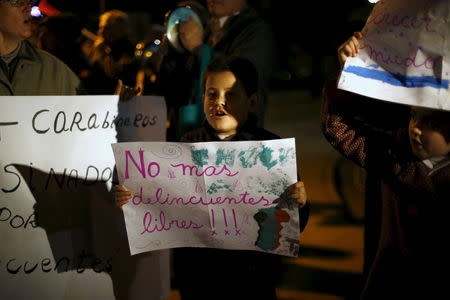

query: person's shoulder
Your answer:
[234,7,268,28]
[35,48,69,68]
[36,48,79,80]
[240,7,264,21]
[20,40,79,79]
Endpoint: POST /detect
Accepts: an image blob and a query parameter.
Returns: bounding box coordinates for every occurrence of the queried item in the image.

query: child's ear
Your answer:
[248,92,259,112]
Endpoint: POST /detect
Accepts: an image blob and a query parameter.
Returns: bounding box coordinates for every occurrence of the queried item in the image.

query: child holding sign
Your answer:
[116,55,309,300]
[322,32,450,299]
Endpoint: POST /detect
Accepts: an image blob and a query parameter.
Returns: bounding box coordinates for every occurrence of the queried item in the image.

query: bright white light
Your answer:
[154,39,161,45]
[31,6,43,17]
[368,0,379,3]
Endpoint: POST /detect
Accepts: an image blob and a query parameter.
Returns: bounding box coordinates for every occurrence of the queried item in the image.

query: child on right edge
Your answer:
[322,32,450,299]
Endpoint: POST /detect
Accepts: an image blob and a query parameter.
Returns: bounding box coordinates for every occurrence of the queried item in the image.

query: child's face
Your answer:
[408,107,450,160]
[203,71,254,137]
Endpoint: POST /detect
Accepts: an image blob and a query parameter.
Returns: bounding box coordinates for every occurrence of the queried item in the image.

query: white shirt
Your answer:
[423,156,450,175]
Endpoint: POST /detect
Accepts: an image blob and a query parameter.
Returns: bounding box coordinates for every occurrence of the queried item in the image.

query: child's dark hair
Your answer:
[412,107,450,142]
[203,55,258,97]
[429,111,450,142]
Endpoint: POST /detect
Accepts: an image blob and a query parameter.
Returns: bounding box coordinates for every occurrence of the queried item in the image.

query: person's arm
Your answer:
[226,15,276,89]
[321,32,381,169]
[321,79,371,169]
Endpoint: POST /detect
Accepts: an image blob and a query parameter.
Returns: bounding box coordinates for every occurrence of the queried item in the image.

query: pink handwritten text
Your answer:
[170,163,239,177]
[366,0,443,38]
[368,14,437,33]
[141,210,203,234]
[361,44,441,70]
[132,187,271,207]
[124,150,160,179]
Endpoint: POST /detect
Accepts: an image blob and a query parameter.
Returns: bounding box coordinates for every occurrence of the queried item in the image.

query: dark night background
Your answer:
[41,0,374,95]
[23,1,378,298]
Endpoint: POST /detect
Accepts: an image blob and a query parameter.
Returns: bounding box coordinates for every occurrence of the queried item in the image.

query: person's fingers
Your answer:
[290,191,307,204]
[298,189,307,207]
[116,189,132,197]
[338,44,352,66]
[292,181,305,190]
[338,52,347,67]
[286,184,300,197]
[116,200,129,210]
[288,192,302,199]
[338,33,363,67]
[114,79,123,95]
[288,189,303,197]
[287,196,306,208]
[347,39,356,55]
[114,185,132,209]
[115,190,131,209]
[115,184,127,191]
[286,182,307,206]
[116,193,131,201]
[115,82,139,101]
[116,198,130,205]
[349,36,359,55]
[343,43,355,57]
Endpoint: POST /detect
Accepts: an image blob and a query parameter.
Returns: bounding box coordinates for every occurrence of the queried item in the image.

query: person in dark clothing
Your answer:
[37,13,91,80]
[116,55,309,300]
[336,31,412,283]
[84,9,139,95]
[0,0,82,95]
[322,32,450,300]
[158,0,277,140]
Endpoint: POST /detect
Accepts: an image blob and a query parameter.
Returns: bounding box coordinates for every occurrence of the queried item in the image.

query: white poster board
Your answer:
[338,0,450,111]
[0,95,169,300]
[112,138,301,257]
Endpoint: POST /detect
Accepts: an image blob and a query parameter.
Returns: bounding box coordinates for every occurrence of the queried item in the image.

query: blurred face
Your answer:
[207,0,246,18]
[98,15,127,45]
[0,0,33,48]
[98,16,112,43]
[408,107,450,160]
[204,71,255,137]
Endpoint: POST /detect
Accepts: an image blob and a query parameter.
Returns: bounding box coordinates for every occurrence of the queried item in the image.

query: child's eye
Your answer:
[225,91,235,98]
[206,91,218,100]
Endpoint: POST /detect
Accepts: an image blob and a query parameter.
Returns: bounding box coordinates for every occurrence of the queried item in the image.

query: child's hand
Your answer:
[273,181,307,209]
[114,79,140,101]
[287,181,307,208]
[115,185,132,210]
[338,31,363,68]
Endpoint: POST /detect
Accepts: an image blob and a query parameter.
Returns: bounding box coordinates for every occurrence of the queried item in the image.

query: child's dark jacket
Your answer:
[173,115,309,300]
[321,80,450,299]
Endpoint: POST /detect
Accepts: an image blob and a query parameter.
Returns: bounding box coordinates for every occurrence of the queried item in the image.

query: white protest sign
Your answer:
[112,138,301,257]
[338,0,450,111]
[0,95,169,300]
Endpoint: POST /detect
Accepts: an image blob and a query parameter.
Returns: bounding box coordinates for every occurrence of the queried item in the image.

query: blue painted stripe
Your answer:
[344,66,449,89]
